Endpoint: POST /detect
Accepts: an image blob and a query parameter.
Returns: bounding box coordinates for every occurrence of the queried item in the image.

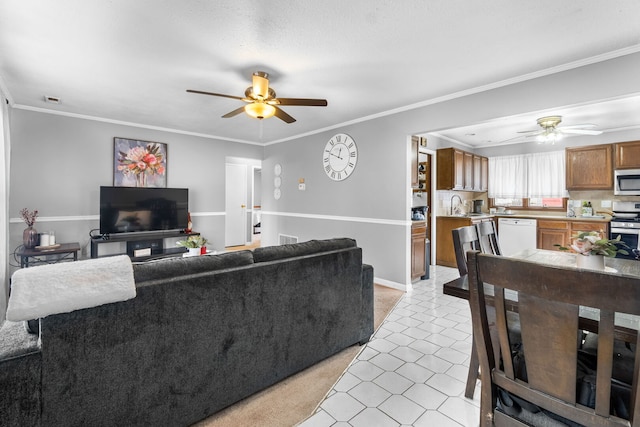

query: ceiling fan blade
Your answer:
[558,123,598,130]
[517,129,543,135]
[273,106,296,123]
[187,89,245,101]
[222,106,246,118]
[272,98,328,107]
[561,129,603,135]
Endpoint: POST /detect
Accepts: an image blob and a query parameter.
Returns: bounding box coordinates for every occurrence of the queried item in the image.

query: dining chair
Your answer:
[467,250,639,427]
[452,223,502,398]
[476,220,502,256]
[452,225,481,277]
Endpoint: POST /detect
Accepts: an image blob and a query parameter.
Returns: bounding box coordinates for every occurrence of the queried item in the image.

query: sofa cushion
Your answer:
[132,250,254,283]
[253,238,357,263]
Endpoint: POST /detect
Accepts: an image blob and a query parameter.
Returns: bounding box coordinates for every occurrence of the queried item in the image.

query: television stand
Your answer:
[90,231,200,260]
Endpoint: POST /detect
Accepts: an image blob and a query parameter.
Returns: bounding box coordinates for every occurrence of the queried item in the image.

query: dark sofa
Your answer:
[1,238,374,427]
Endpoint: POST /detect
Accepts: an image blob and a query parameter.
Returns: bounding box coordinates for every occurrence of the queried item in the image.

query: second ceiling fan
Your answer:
[187,71,328,123]
[518,115,602,143]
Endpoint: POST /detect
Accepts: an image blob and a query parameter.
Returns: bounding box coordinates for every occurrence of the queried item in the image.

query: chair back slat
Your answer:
[519,293,579,403]
[476,220,502,255]
[467,250,640,427]
[452,225,480,276]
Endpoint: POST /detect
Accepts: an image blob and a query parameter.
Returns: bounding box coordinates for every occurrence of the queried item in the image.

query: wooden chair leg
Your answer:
[465,331,479,398]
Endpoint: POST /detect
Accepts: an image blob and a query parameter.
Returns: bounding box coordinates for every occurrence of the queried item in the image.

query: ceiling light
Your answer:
[244,102,276,120]
[537,130,562,144]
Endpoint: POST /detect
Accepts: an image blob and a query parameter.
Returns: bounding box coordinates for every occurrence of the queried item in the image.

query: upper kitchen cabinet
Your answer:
[614,140,640,169]
[565,144,613,190]
[436,148,488,191]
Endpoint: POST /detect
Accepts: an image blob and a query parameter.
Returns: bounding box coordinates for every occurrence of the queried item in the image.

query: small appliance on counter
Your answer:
[472,199,484,214]
[411,206,428,221]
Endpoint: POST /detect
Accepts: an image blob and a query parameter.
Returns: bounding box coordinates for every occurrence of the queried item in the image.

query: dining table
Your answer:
[443,248,640,341]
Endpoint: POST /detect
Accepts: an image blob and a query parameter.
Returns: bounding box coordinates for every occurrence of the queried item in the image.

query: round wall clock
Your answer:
[322,133,358,181]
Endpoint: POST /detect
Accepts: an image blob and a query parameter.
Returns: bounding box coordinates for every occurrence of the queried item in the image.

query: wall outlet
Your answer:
[601,200,612,208]
[298,183,306,191]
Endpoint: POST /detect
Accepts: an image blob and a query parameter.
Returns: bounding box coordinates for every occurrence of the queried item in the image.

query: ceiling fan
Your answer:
[187,71,328,123]
[517,115,602,144]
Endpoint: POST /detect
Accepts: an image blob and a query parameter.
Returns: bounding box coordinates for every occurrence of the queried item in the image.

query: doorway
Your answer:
[225,163,247,247]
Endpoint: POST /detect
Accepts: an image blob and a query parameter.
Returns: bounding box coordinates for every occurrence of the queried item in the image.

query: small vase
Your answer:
[576,254,605,270]
[188,247,201,256]
[23,226,38,249]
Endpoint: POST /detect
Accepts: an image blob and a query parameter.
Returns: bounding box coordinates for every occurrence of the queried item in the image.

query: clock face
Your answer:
[322,133,358,181]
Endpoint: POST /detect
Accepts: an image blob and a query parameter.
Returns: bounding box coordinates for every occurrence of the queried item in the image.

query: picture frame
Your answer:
[113,137,167,188]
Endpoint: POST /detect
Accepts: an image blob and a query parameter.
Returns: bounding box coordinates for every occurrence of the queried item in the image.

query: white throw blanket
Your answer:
[6,255,136,321]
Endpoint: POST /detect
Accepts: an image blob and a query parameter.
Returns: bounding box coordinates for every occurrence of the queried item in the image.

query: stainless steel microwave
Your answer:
[614,169,640,195]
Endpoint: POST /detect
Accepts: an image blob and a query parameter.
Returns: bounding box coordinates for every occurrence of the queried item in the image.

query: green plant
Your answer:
[555,231,629,257]
[176,235,208,248]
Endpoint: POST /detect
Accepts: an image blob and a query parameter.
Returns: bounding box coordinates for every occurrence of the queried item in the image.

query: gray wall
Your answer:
[6,51,640,292]
[8,109,263,273]
[261,51,640,287]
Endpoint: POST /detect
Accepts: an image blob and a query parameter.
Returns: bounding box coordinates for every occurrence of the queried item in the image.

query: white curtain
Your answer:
[527,151,568,198]
[488,155,528,198]
[488,151,567,199]
[0,94,8,321]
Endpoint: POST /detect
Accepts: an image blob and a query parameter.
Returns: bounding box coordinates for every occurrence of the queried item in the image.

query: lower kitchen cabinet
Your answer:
[411,221,427,280]
[537,220,570,250]
[436,216,494,268]
[537,219,610,250]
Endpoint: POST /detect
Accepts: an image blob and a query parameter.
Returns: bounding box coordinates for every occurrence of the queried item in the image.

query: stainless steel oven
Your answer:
[610,201,640,260]
[614,169,640,195]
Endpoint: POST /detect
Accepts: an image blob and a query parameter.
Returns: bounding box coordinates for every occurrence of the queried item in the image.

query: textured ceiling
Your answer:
[1,1,640,145]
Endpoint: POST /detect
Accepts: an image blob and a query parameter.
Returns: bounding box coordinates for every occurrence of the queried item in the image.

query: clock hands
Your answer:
[330,147,344,160]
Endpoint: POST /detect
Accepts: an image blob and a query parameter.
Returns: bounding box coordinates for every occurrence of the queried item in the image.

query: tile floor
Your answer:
[300,265,481,427]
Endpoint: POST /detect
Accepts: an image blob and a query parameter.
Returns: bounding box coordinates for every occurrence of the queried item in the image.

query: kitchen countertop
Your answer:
[437,213,612,223]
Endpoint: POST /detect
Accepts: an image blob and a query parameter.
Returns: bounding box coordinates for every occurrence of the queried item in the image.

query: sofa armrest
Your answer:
[360,264,374,344]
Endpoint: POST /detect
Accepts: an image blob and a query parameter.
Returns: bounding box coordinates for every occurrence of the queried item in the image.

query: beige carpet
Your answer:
[193,284,404,427]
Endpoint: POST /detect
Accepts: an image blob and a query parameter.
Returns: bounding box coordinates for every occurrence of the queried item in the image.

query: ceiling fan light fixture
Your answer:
[252,71,270,99]
[244,102,276,120]
[536,130,562,144]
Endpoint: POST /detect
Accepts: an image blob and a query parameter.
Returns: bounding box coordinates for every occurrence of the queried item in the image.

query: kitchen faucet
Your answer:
[450,194,463,215]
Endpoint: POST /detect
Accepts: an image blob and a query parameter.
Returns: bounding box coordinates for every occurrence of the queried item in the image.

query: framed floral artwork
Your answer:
[113,137,167,187]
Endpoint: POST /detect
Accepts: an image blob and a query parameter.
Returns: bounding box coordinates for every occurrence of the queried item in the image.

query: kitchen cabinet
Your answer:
[536,219,609,251]
[436,216,495,268]
[436,148,464,190]
[537,220,569,251]
[411,221,427,280]
[463,152,473,190]
[566,144,613,190]
[614,140,640,169]
[480,156,489,191]
[436,148,488,191]
[571,221,609,238]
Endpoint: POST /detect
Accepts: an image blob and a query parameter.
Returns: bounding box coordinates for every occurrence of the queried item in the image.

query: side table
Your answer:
[17,242,81,268]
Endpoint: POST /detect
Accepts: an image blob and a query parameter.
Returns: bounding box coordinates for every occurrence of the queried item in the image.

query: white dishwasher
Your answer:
[498,218,537,256]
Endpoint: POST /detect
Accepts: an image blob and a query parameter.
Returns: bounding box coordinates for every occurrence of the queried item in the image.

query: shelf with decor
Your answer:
[90,230,200,261]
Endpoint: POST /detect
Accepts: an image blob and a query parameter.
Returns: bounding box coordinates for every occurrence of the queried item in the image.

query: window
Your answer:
[490,197,567,211]
[488,151,568,211]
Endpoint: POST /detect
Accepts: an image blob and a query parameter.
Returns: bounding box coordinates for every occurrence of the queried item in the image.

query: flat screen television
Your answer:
[99,186,189,235]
